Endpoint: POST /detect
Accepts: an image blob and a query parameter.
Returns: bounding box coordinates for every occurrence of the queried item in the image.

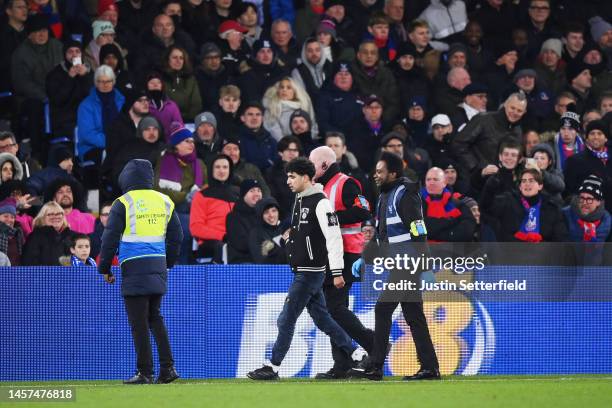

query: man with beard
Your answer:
[195,42,234,112]
[289,109,319,156]
[348,152,439,381]
[49,178,95,234]
[563,175,612,244]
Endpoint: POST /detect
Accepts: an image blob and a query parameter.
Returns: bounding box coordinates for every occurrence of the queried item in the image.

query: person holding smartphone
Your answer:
[45,39,92,144]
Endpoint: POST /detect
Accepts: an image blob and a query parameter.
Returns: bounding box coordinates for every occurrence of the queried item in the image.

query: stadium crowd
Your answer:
[0,0,611,266]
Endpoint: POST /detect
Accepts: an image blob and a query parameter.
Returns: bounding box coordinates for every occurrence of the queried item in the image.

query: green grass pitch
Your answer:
[1,376,611,408]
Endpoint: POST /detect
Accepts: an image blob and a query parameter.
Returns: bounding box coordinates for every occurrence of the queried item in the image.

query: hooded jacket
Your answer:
[11,37,63,101]
[530,143,565,204]
[0,153,24,185]
[291,40,333,102]
[226,198,260,264]
[189,158,238,243]
[249,197,287,264]
[238,125,279,172]
[418,0,468,40]
[98,159,183,296]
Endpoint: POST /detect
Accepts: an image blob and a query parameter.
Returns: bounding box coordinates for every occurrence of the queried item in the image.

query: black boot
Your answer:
[123,372,153,385]
[156,367,180,384]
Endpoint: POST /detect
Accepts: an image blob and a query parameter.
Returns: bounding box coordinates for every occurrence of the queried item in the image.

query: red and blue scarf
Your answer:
[514,196,542,242]
[587,145,608,165]
[557,134,584,170]
[421,188,462,218]
[577,219,602,242]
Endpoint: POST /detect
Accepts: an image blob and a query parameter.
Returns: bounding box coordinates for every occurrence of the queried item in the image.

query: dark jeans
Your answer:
[370,299,439,371]
[271,272,355,366]
[324,253,375,371]
[123,295,174,376]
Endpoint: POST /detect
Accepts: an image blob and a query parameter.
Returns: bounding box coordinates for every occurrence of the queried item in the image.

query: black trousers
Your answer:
[324,252,375,371]
[123,295,174,377]
[370,300,439,371]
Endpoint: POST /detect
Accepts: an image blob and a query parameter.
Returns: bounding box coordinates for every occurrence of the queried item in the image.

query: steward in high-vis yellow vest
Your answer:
[99,159,183,385]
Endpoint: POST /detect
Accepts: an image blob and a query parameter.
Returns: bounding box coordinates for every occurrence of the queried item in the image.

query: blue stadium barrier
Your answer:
[1,265,611,381]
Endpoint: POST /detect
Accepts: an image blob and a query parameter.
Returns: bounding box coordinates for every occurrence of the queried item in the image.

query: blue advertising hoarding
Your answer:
[1,265,611,381]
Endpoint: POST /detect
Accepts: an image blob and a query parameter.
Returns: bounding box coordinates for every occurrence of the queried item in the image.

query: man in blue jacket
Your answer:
[99,159,183,384]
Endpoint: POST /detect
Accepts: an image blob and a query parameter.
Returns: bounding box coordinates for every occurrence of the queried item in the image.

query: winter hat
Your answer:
[137,116,163,138]
[99,43,124,69]
[169,122,193,146]
[540,38,563,57]
[222,138,241,148]
[586,120,609,140]
[317,18,337,39]
[396,41,417,58]
[324,0,344,10]
[531,143,555,161]
[447,43,468,59]
[98,0,118,16]
[589,16,612,44]
[195,112,217,129]
[252,39,275,58]
[364,94,383,107]
[25,14,49,34]
[290,109,312,130]
[240,179,261,198]
[407,95,427,109]
[92,20,115,39]
[332,60,352,77]
[123,88,148,109]
[560,106,581,131]
[579,175,604,201]
[200,42,222,58]
[0,197,16,216]
[513,68,537,82]
[63,38,83,55]
[380,131,405,147]
[566,61,590,83]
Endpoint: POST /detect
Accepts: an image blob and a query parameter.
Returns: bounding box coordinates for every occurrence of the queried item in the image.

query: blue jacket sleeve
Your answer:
[77,98,105,158]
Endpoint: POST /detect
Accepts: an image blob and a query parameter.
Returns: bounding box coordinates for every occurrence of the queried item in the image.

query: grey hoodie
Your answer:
[531,143,566,204]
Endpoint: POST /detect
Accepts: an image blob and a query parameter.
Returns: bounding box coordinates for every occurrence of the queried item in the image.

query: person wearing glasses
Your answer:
[89,201,112,261]
[21,201,73,265]
[480,167,567,242]
[563,175,612,245]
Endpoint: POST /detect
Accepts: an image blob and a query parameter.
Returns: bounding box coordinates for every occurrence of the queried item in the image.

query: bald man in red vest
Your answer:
[309,146,374,379]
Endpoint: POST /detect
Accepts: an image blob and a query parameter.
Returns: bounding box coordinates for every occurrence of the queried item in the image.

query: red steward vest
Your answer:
[323,172,365,254]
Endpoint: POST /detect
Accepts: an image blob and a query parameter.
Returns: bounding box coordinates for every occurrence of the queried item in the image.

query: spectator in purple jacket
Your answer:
[146,71,183,140]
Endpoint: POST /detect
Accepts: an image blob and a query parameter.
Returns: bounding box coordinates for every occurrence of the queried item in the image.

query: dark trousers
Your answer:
[18,98,45,163]
[271,272,355,366]
[123,295,174,377]
[324,253,375,370]
[370,300,439,371]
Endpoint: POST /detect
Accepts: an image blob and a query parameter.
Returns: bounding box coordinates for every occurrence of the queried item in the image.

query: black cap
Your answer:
[380,131,404,147]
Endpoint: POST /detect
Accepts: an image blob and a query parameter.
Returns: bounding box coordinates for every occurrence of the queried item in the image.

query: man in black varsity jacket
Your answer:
[247,157,362,380]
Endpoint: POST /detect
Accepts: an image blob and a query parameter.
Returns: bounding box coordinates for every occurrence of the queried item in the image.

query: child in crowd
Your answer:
[70,233,97,266]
